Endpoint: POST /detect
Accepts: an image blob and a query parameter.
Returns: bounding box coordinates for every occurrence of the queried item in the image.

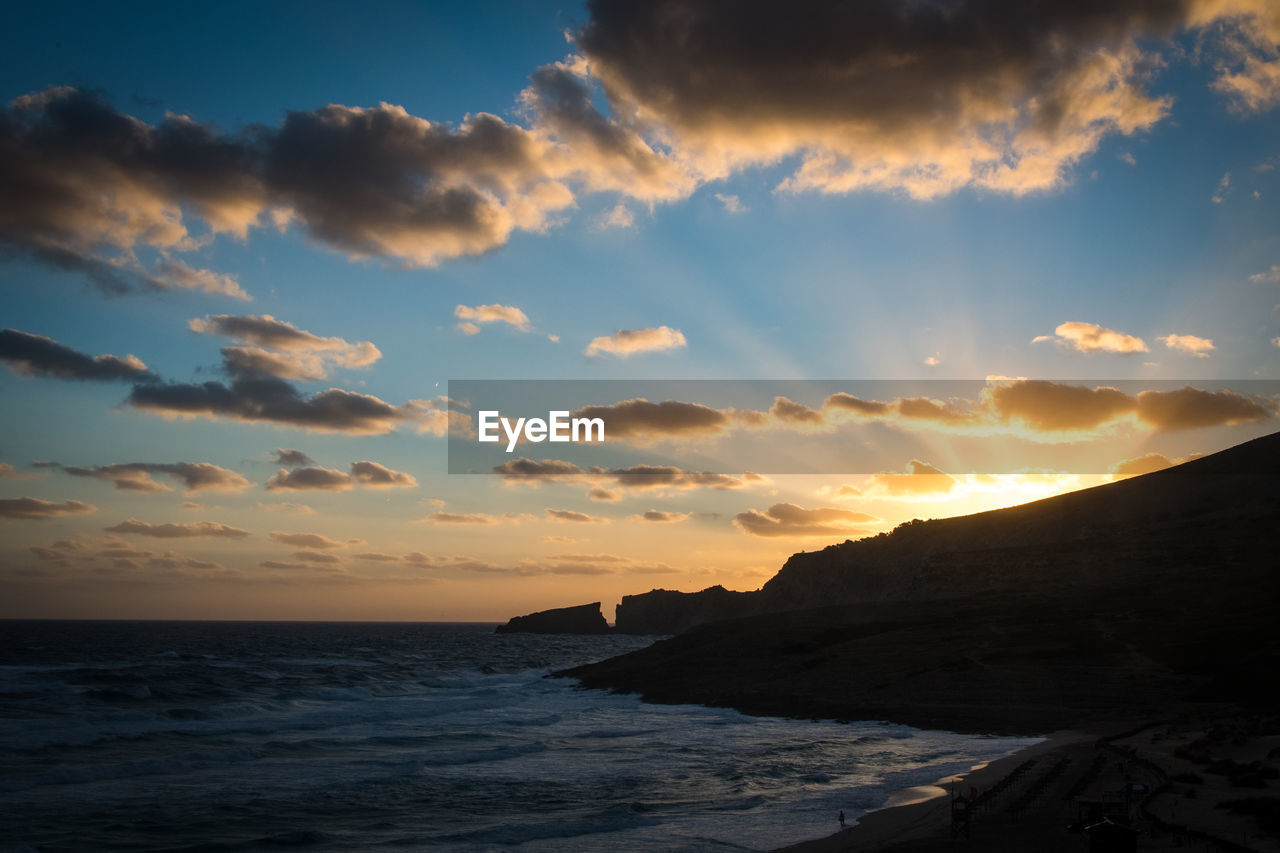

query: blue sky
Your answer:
[2,0,1279,620]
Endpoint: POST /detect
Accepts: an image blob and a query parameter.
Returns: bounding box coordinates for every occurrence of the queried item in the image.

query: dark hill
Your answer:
[562,432,1280,733]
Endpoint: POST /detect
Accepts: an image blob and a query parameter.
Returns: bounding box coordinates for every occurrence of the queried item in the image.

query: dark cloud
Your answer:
[264,466,354,492]
[522,62,694,202]
[190,314,380,380]
[0,497,96,519]
[569,399,732,440]
[0,88,257,297]
[574,0,1278,198]
[0,88,576,291]
[634,510,690,523]
[104,518,250,538]
[1135,387,1272,430]
[129,373,407,434]
[1,328,151,381]
[986,380,1136,431]
[491,457,747,491]
[490,458,590,481]
[274,449,314,467]
[350,461,418,489]
[59,461,251,494]
[733,502,879,538]
[770,396,825,424]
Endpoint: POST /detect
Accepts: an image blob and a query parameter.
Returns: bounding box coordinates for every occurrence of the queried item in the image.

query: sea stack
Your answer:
[495,602,612,634]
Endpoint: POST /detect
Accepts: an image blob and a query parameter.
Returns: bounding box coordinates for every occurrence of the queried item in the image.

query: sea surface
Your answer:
[0,621,1040,852]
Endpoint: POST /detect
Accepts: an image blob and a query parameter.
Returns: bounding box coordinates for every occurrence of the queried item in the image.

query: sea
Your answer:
[0,621,1040,852]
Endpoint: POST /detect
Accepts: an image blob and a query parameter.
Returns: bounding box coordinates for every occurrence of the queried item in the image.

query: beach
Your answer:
[777,714,1280,852]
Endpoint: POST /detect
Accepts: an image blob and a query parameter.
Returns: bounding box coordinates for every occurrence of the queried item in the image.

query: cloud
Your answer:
[1250,265,1280,283]
[290,551,343,565]
[733,503,879,538]
[633,510,690,523]
[867,461,958,496]
[0,497,96,519]
[422,511,519,525]
[256,501,315,515]
[583,326,687,357]
[571,0,1213,200]
[5,7,1278,289]
[1202,5,1280,113]
[568,398,729,439]
[129,374,408,434]
[1159,333,1215,357]
[1035,321,1148,354]
[593,203,636,230]
[587,486,620,502]
[545,508,609,523]
[714,193,747,213]
[406,396,472,437]
[1212,171,1232,203]
[519,58,696,202]
[265,466,354,491]
[1109,452,1176,477]
[0,329,151,381]
[153,259,250,300]
[985,380,1137,431]
[1134,387,1271,430]
[189,314,380,380]
[104,518,250,539]
[269,531,345,549]
[0,462,41,481]
[58,462,251,494]
[274,449,314,467]
[770,396,826,425]
[491,457,748,491]
[350,461,418,489]
[454,304,534,334]
[0,88,577,287]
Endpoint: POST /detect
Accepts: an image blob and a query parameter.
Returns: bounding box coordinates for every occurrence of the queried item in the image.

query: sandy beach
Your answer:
[776,713,1280,852]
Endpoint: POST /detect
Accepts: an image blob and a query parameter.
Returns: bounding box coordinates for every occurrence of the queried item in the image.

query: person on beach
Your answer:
[839,810,845,828]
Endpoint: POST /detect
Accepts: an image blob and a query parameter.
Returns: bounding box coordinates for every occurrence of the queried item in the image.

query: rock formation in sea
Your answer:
[494,601,611,634]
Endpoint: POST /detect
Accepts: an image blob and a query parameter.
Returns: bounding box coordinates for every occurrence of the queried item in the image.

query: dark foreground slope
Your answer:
[562,432,1280,734]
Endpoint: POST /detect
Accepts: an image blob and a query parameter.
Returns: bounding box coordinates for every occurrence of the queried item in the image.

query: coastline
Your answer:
[773,729,1097,853]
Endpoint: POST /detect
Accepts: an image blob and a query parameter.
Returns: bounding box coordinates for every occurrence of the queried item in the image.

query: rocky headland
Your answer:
[496,432,1280,738]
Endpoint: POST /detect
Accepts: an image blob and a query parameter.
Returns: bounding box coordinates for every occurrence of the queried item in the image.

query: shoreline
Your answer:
[774,728,1098,853]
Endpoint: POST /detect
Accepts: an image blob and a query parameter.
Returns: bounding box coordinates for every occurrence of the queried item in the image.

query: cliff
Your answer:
[614,585,760,634]
[605,431,1280,634]
[495,602,611,634]
[561,431,1280,733]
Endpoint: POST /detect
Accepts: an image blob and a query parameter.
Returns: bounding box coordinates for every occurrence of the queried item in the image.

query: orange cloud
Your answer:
[867,461,958,496]
[734,503,879,538]
[1035,321,1148,354]
[583,326,687,357]
[1158,333,1215,357]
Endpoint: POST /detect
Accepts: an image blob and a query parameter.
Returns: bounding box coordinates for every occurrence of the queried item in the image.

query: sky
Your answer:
[2,0,1279,622]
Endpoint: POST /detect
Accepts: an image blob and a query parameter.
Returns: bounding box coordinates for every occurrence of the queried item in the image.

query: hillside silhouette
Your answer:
[563,432,1280,733]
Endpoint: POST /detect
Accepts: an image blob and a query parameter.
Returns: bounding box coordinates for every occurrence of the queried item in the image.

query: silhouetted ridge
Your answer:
[560,432,1280,733]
